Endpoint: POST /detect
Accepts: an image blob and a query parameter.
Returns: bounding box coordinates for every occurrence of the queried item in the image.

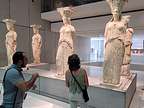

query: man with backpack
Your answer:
[1,51,39,108]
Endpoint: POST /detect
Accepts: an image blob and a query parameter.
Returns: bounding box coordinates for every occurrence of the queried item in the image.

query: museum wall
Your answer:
[46,32,59,64]
[51,10,144,64]
[75,36,91,62]
[0,0,58,66]
[51,11,144,37]
[52,32,91,64]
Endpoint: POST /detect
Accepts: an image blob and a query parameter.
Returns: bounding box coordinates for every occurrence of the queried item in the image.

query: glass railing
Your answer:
[0,54,143,104]
[41,0,105,12]
[23,72,69,102]
[80,53,104,63]
[79,52,144,65]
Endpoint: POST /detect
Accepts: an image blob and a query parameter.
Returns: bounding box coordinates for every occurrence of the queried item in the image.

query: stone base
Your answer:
[100,81,123,88]
[27,63,50,71]
[27,70,137,108]
[55,74,65,79]
[0,68,136,108]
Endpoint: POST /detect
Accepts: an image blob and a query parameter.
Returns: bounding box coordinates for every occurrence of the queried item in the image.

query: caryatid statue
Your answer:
[3,19,17,66]
[31,24,42,64]
[56,7,75,76]
[121,15,134,77]
[103,0,128,85]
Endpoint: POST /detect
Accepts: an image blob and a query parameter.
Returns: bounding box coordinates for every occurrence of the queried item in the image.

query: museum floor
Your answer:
[0,66,144,108]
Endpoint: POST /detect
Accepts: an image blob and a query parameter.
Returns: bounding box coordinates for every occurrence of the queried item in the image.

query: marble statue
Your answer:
[121,16,134,77]
[103,0,128,85]
[56,7,75,76]
[31,24,42,64]
[3,19,17,66]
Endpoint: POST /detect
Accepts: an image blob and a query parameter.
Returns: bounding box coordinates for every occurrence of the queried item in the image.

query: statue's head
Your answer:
[31,24,41,34]
[3,19,16,31]
[122,15,131,27]
[57,7,73,25]
[106,0,128,21]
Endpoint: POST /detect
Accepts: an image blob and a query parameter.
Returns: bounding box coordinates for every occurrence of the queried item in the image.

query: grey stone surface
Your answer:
[0,0,9,21]
[75,36,91,61]
[0,23,8,66]
[10,0,29,26]
[16,26,30,56]
[0,0,57,66]
[46,32,59,64]
[0,68,137,108]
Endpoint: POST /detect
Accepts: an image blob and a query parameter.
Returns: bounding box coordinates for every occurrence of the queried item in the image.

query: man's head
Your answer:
[12,51,28,68]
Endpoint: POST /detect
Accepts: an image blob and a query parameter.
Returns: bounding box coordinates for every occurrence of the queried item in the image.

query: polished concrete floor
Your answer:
[0,66,144,108]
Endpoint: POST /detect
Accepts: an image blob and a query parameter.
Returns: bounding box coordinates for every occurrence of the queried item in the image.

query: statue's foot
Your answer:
[112,79,119,85]
[127,73,132,79]
[120,71,125,76]
[103,79,112,84]
[121,71,131,77]
[103,79,108,83]
[56,73,64,77]
[34,61,40,64]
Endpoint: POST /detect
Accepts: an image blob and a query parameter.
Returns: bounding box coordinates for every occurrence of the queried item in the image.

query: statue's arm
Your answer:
[38,35,42,48]
[104,23,109,48]
[12,32,17,50]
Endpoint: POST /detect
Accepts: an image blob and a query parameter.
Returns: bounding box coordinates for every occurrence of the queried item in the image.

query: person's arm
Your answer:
[8,70,39,92]
[83,69,89,87]
[65,71,70,88]
[16,73,39,91]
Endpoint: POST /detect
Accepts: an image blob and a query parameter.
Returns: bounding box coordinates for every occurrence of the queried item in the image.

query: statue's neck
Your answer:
[34,32,39,34]
[8,28,15,31]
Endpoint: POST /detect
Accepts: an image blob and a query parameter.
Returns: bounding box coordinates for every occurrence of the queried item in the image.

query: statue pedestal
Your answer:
[0,68,136,108]
[27,63,50,71]
[85,73,136,108]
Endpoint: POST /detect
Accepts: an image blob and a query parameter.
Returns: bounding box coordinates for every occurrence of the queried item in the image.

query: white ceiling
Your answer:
[41,0,144,37]
[41,0,144,22]
[51,11,144,37]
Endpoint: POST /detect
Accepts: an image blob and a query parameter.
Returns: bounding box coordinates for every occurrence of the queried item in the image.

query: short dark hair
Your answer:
[68,54,80,71]
[12,51,25,64]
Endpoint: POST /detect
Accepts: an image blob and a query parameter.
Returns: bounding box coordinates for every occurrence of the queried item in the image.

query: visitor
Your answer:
[65,54,89,108]
[1,51,39,108]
